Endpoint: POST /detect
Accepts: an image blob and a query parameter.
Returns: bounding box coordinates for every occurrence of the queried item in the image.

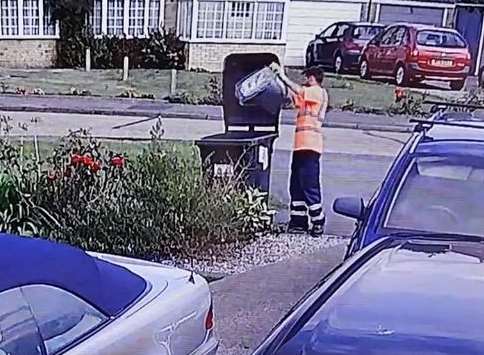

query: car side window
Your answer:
[321,24,337,38]
[380,27,397,46]
[21,285,108,355]
[335,24,350,38]
[0,288,44,355]
[392,27,407,46]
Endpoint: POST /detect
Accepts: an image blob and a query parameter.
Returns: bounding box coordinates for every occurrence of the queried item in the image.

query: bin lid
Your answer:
[223,53,282,130]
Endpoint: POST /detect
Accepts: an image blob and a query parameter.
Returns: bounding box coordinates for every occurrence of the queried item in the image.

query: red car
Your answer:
[359,23,471,90]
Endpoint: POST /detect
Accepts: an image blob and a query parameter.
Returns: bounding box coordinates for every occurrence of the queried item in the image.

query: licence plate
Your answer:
[430,59,453,67]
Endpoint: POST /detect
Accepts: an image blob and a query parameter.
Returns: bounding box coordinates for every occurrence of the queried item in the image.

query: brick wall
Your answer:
[187,43,286,72]
[0,40,56,68]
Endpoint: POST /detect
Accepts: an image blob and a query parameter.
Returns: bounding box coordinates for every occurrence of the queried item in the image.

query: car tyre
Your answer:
[395,64,410,87]
[479,68,484,88]
[360,59,371,79]
[306,48,315,68]
[450,80,466,91]
[334,53,344,74]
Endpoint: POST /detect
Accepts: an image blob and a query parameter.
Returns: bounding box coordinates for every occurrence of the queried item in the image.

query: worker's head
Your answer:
[302,66,324,86]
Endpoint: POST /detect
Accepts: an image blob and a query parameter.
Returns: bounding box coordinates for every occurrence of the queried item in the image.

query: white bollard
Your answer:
[85,48,91,72]
[170,69,177,94]
[123,56,129,81]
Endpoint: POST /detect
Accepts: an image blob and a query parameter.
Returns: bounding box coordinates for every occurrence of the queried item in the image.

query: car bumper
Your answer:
[192,336,219,355]
[408,63,469,81]
[342,51,361,69]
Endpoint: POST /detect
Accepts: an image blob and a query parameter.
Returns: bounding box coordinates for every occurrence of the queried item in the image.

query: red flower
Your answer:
[90,161,102,173]
[71,154,83,166]
[111,156,125,168]
[82,155,94,167]
[394,87,406,102]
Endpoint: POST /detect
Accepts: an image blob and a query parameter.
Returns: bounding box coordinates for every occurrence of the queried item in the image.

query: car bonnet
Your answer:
[276,237,484,355]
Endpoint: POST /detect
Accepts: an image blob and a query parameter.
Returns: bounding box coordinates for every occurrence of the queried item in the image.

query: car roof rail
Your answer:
[410,118,484,133]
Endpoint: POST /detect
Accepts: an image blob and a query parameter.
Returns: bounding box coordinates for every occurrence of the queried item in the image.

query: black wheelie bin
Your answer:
[195,53,285,193]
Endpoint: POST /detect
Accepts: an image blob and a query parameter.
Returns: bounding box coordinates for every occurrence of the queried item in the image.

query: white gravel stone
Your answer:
[162,234,348,276]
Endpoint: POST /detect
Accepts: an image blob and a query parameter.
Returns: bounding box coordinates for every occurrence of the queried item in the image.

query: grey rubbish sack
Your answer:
[235,67,286,115]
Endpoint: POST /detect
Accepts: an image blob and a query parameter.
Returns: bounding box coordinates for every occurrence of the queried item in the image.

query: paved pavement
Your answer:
[0,94,414,132]
[212,240,347,354]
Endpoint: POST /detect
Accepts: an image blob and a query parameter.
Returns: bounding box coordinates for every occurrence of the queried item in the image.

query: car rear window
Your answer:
[416,30,466,48]
[352,26,383,40]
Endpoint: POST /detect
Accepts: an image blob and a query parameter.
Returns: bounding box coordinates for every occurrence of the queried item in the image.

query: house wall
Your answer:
[187,42,286,72]
[0,40,56,68]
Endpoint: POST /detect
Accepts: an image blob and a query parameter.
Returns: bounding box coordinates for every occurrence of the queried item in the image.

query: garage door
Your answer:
[379,4,444,27]
[285,1,362,67]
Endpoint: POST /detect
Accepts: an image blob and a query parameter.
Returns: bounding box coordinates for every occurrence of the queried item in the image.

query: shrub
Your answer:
[0,119,275,262]
[60,27,186,69]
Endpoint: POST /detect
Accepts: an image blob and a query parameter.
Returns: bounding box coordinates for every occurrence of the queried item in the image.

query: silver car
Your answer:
[0,234,218,355]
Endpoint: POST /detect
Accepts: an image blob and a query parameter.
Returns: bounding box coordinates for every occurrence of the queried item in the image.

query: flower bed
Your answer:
[0,118,274,262]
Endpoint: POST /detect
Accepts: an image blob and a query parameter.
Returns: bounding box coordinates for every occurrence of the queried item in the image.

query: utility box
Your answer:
[195,53,284,193]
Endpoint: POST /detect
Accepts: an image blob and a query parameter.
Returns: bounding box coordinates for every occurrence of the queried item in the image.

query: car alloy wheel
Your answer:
[360,60,370,79]
[334,55,343,74]
[395,65,408,86]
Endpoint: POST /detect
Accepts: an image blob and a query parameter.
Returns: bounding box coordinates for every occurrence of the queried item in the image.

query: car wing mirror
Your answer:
[333,197,365,220]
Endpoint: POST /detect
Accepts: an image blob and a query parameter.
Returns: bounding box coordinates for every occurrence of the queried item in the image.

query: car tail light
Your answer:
[205,302,214,330]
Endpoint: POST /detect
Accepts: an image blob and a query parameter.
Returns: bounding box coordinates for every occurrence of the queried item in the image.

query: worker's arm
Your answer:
[319,88,329,123]
[269,63,303,96]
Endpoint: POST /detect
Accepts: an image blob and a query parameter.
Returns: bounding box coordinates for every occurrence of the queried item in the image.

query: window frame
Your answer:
[0,0,59,39]
[184,0,287,44]
[89,0,164,39]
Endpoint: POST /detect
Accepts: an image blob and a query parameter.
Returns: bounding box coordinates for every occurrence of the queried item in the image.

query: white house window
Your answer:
[255,2,283,40]
[89,0,162,37]
[0,0,58,37]
[226,2,254,39]
[189,0,285,42]
[43,0,56,35]
[128,0,144,36]
[196,1,224,39]
[107,0,124,35]
[23,0,39,35]
[177,0,192,38]
[90,0,102,35]
[1,0,18,35]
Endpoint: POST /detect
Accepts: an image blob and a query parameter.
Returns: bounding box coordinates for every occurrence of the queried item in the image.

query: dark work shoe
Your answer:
[311,222,325,238]
[287,225,308,234]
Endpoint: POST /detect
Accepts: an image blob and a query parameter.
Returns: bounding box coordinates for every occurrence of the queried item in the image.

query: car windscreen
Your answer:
[384,154,484,237]
[353,26,383,40]
[416,30,466,48]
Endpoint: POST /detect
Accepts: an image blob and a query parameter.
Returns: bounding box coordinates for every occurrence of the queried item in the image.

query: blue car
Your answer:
[253,107,484,355]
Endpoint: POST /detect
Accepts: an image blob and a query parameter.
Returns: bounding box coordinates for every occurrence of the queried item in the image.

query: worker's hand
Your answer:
[269,62,281,74]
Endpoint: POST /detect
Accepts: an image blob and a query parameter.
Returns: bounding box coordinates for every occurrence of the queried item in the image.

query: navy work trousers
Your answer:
[289,150,324,229]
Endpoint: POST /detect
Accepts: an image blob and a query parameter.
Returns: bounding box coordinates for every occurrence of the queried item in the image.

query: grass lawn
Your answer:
[0,67,446,111]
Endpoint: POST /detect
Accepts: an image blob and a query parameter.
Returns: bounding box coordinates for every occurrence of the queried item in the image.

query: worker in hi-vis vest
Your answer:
[270,63,328,237]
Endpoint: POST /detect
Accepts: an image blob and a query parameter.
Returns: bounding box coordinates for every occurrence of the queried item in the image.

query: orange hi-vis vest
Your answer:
[293,86,327,154]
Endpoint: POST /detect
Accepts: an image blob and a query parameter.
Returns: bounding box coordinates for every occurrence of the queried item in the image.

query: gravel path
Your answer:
[162,233,347,277]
